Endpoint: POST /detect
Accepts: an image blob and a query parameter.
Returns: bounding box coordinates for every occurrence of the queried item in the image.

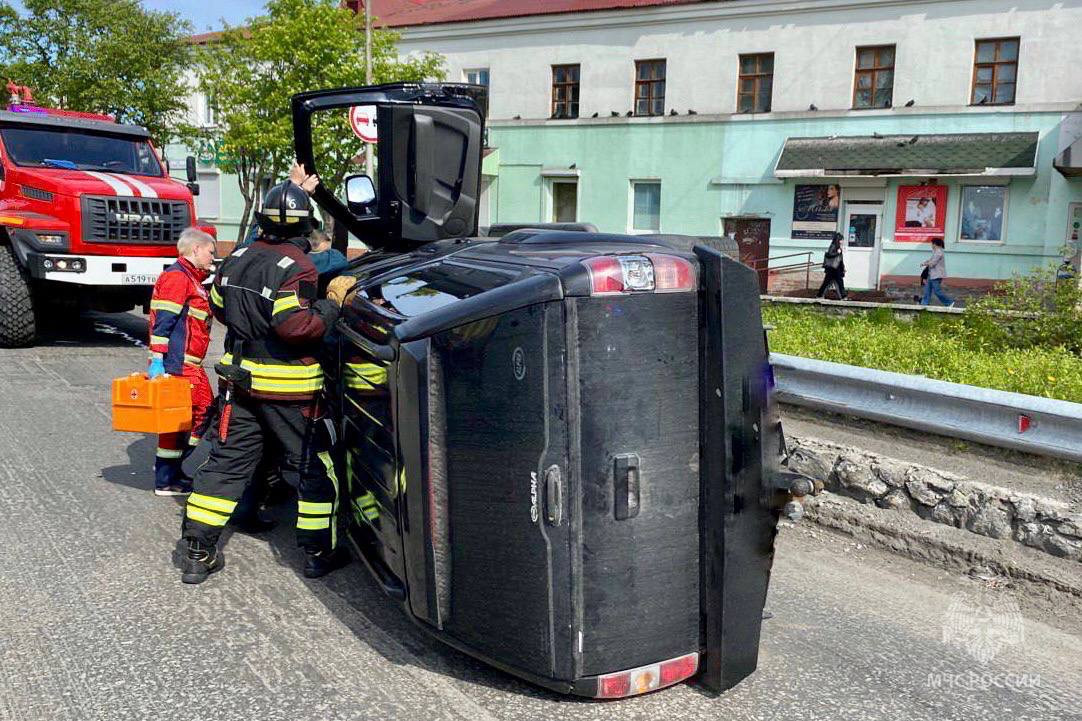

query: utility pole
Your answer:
[364,0,374,178]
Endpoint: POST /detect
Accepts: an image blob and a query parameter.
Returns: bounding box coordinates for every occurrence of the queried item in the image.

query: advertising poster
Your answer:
[960,186,1006,242]
[894,185,948,242]
[791,184,840,240]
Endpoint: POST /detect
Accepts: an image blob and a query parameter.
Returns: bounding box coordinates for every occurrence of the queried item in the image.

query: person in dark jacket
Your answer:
[816,232,847,300]
[308,228,350,279]
[177,178,357,584]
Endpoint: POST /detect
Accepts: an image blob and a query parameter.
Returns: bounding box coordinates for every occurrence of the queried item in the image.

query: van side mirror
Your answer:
[345,174,377,215]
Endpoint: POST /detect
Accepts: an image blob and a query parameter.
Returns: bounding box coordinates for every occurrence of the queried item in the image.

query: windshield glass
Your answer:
[0,127,162,176]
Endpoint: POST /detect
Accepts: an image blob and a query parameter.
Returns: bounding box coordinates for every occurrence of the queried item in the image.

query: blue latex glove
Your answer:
[148,357,165,379]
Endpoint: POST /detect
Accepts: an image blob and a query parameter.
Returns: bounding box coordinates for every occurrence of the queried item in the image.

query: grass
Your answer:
[763,305,1082,403]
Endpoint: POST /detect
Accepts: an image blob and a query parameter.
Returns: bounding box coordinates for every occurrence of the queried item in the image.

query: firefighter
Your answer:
[177,179,357,584]
[147,228,217,496]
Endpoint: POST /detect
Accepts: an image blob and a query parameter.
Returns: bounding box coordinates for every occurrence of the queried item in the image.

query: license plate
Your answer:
[122,273,158,285]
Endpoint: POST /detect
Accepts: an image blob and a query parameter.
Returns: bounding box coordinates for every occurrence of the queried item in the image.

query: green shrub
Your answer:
[763,304,1082,403]
[961,264,1082,355]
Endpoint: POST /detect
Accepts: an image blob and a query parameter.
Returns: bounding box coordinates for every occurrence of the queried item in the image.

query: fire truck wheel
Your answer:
[0,244,37,347]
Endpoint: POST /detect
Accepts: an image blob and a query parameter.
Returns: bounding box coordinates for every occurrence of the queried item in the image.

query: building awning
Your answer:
[774,132,1039,178]
[1054,136,1082,178]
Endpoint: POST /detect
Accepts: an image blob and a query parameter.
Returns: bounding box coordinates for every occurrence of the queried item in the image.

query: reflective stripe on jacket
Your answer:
[211,235,339,401]
[148,257,212,374]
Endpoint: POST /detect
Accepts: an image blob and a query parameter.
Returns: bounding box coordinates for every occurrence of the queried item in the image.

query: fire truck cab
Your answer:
[0,100,212,346]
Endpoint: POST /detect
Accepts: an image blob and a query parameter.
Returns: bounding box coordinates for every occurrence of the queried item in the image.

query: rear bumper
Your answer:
[24,252,174,286]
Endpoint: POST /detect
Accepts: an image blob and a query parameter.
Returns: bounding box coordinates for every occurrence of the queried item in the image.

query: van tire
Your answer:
[0,244,37,347]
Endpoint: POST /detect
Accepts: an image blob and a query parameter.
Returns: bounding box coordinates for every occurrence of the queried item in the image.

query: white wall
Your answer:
[395,0,1082,120]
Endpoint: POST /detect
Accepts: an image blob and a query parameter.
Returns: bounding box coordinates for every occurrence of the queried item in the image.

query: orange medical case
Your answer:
[111,373,192,433]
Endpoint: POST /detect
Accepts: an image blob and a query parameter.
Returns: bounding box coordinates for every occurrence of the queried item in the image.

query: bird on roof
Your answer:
[909,135,919,144]
[669,108,678,116]
[687,109,697,115]
[513,114,521,120]
[610,111,620,117]
[626,110,633,116]
[808,103,818,111]
[904,99,915,107]
[591,111,599,118]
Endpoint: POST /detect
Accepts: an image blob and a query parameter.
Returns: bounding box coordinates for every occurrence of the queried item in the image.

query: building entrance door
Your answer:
[843,204,882,290]
[723,217,770,292]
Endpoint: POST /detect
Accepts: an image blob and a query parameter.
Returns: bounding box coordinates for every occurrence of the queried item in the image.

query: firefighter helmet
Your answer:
[254,181,315,238]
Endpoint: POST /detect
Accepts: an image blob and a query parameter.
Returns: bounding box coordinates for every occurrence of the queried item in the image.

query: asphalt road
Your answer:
[1,312,1080,721]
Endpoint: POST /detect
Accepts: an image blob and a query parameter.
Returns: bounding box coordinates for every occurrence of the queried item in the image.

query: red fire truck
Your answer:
[0,92,213,346]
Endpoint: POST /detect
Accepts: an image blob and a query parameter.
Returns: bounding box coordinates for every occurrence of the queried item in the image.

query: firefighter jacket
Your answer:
[149,257,213,374]
[210,234,339,401]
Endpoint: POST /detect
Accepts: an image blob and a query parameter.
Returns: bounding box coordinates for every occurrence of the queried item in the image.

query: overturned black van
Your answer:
[292,83,807,699]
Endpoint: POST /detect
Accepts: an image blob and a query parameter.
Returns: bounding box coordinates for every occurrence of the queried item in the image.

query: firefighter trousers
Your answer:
[181,394,339,553]
[155,365,213,489]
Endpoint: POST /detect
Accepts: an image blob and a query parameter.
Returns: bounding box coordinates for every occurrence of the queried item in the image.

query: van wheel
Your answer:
[0,244,37,347]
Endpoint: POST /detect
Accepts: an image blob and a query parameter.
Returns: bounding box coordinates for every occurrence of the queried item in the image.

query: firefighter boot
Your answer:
[181,539,224,584]
[303,547,350,579]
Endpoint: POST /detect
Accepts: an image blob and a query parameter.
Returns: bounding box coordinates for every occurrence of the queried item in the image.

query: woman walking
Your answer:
[816,232,847,300]
[920,237,955,306]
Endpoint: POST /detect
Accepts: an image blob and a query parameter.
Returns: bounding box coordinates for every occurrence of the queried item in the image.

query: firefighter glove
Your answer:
[148,357,165,379]
[326,276,358,307]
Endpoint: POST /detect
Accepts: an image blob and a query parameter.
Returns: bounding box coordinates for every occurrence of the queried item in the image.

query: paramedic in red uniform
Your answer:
[146,228,217,496]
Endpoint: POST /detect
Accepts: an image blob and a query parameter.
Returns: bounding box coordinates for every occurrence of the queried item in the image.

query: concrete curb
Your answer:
[788,434,1082,563]
[799,493,1082,600]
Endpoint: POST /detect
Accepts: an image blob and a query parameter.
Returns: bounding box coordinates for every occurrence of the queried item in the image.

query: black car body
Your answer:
[292,83,796,698]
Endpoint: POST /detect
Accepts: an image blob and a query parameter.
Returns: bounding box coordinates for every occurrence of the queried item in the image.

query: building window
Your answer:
[737,53,773,113]
[631,181,661,232]
[202,94,216,127]
[959,185,1007,242]
[972,38,1019,105]
[551,64,580,119]
[465,68,489,87]
[853,45,895,109]
[634,59,666,116]
[551,180,578,222]
[465,68,490,116]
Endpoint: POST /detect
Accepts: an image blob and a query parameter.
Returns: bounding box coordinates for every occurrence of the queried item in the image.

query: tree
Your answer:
[189,0,444,241]
[0,0,193,144]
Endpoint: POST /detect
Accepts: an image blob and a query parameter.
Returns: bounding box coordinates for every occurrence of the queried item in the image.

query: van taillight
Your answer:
[582,254,696,296]
[595,652,699,699]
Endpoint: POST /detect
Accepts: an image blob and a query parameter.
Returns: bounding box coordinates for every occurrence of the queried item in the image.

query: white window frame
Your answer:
[957,184,1009,245]
[464,68,490,87]
[200,92,217,129]
[545,178,579,223]
[628,179,662,234]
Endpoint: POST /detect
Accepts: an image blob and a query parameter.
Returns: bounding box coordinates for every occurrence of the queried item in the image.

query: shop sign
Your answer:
[894,184,948,242]
[791,184,840,240]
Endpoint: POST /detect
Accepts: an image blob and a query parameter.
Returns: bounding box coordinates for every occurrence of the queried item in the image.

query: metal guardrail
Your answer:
[770,353,1082,463]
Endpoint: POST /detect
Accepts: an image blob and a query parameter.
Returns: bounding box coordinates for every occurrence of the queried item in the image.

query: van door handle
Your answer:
[614,454,641,520]
[544,465,563,526]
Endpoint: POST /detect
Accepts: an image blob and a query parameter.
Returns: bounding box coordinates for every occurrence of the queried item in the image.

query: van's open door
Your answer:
[291,83,485,252]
